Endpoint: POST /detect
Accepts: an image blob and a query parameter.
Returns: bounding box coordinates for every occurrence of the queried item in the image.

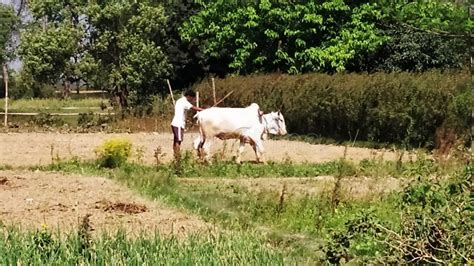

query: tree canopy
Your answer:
[0,4,18,64]
[14,0,472,105]
[180,0,471,74]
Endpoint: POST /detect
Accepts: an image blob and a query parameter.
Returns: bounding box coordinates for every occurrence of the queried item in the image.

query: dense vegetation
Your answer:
[0,227,287,264]
[0,1,470,102]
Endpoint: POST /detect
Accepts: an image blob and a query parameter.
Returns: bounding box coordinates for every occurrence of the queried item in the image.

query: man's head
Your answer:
[184,90,196,102]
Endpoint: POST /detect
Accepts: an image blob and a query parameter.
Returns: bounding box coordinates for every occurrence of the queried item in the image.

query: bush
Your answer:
[77,112,94,128]
[324,165,473,264]
[193,71,472,148]
[94,139,132,168]
[32,112,65,127]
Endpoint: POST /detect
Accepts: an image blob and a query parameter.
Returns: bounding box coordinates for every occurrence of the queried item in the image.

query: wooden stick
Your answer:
[196,91,199,108]
[212,77,216,104]
[166,79,175,106]
[3,64,8,127]
[212,91,234,107]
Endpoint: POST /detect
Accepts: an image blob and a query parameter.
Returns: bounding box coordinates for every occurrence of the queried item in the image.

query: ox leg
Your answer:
[203,140,213,163]
[198,138,206,160]
[236,139,245,164]
[254,140,265,164]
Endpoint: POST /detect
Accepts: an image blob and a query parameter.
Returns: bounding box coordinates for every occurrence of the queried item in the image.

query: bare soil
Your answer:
[0,132,412,167]
[0,170,208,237]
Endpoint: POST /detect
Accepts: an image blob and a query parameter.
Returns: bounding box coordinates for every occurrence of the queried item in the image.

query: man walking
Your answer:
[171,90,204,160]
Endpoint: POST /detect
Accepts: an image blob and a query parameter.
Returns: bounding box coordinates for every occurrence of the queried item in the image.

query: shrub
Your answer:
[32,112,65,127]
[94,139,132,168]
[324,165,473,264]
[194,71,472,148]
[77,112,94,128]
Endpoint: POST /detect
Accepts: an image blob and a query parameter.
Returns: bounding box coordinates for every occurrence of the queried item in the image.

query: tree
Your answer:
[347,23,469,72]
[179,0,386,74]
[19,0,88,98]
[160,1,212,89]
[375,0,472,35]
[0,4,17,65]
[19,1,172,108]
[348,0,472,72]
[87,1,172,109]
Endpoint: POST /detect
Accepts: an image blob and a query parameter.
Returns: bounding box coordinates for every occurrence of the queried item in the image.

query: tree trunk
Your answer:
[62,80,70,99]
[3,64,8,127]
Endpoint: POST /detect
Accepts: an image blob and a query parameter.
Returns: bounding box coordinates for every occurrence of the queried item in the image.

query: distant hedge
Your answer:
[193,71,472,148]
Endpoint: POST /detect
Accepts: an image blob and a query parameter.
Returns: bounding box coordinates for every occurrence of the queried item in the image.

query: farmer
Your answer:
[171,90,204,160]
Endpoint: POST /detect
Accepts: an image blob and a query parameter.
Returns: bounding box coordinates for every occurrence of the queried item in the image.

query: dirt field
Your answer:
[0,132,411,167]
[0,170,208,237]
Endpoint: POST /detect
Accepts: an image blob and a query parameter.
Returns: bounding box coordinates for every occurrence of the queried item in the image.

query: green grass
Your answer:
[0,227,287,265]
[0,98,105,113]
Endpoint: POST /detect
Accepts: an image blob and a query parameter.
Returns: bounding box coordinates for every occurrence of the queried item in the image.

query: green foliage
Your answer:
[0,226,286,264]
[20,1,172,107]
[77,112,94,127]
[0,4,18,63]
[32,112,64,127]
[393,167,473,263]
[377,0,472,34]
[194,71,472,147]
[31,225,59,259]
[323,165,473,264]
[180,0,386,74]
[94,138,132,168]
[87,2,172,108]
[77,112,115,129]
[19,0,87,90]
[350,23,469,72]
[161,1,208,89]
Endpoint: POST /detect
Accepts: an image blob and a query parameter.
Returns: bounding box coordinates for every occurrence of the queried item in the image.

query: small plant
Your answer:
[135,145,145,164]
[276,183,287,215]
[77,214,93,257]
[153,146,166,166]
[94,138,132,168]
[32,224,58,259]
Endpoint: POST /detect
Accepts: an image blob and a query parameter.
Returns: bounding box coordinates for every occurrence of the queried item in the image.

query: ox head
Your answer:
[263,111,287,135]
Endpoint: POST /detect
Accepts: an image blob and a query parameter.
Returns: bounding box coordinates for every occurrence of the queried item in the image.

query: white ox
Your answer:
[193,103,287,163]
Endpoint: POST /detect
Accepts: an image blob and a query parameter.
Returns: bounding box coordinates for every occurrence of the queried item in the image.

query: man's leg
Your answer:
[172,126,183,161]
[173,141,181,161]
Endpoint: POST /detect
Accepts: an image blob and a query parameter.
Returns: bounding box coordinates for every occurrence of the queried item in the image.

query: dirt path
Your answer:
[0,170,208,237]
[0,132,411,167]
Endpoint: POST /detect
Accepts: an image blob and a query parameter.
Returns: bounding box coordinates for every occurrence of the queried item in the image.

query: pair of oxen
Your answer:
[193,103,287,163]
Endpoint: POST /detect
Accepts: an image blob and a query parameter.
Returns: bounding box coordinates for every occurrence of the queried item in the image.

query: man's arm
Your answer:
[191,106,204,112]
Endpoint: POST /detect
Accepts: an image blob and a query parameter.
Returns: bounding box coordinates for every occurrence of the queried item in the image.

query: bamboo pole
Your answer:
[212,77,216,104]
[212,91,234,107]
[166,79,175,106]
[196,91,200,108]
[3,64,8,127]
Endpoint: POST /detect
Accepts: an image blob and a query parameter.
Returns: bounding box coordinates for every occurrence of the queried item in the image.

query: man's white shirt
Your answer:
[171,96,193,128]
